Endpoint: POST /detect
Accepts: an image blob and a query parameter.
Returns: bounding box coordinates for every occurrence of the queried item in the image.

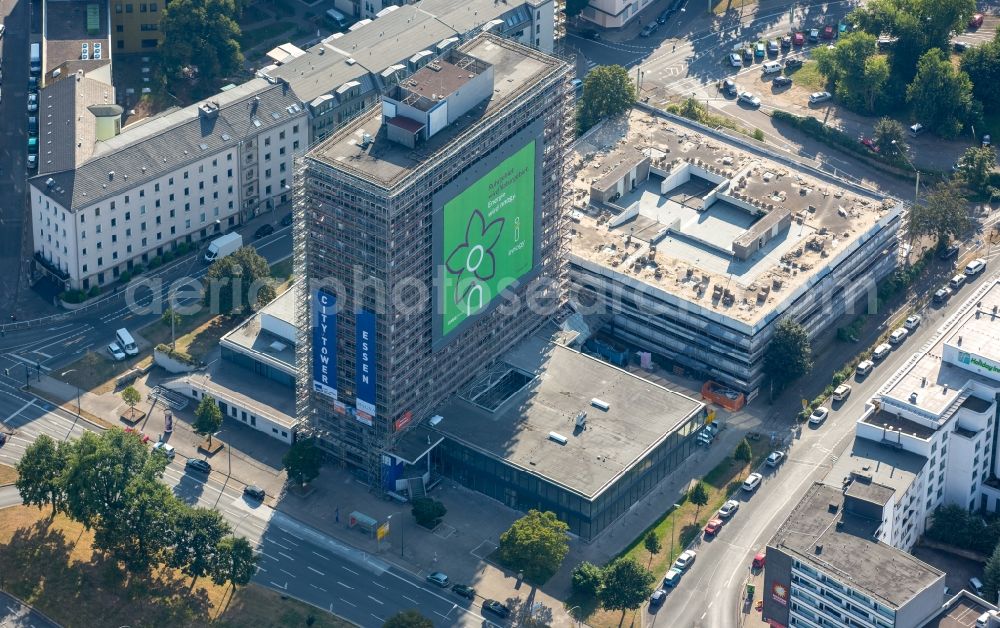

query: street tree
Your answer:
[907,48,978,139]
[909,179,971,244]
[193,394,223,447]
[763,319,813,390]
[961,33,1000,116]
[161,307,182,329]
[498,509,570,584]
[282,437,324,487]
[94,472,179,573]
[688,482,709,523]
[985,543,1000,603]
[577,65,635,132]
[643,530,662,567]
[956,145,998,196]
[169,506,232,585]
[411,497,447,529]
[15,434,68,519]
[872,117,908,155]
[160,0,243,89]
[204,246,276,315]
[599,557,656,623]
[571,561,604,598]
[734,438,753,479]
[211,536,258,589]
[120,386,142,421]
[814,32,889,114]
[383,610,434,628]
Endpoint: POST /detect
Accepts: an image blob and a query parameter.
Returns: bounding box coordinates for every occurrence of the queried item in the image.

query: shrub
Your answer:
[571,561,604,597]
[752,128,765,142]
[60,289,88,303]
[155,343,196,365]
[411,497,447,529]
[147,256,163,269]
[175,242,191,255]
[118,271,132,283]
[88,285,101,299]
[132,264,144,275]
[162,250,175,263]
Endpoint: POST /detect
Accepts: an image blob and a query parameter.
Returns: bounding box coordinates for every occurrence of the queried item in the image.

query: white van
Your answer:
[762,61,782,74]
[966,258,987,276]
[115,328,139,356]
[872,343,892,361]
[949,273,967,289]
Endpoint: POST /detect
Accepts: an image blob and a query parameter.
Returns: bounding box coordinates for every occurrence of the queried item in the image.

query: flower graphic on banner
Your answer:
[445,209,504,306]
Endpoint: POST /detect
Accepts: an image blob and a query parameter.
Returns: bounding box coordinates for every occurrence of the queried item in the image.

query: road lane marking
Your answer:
[403,595,419,604]
[268,538,293,550]
[310,584,327,592]
[270,581,288,590]
[371,581,386,589]
[283,530,304,541]
[434,611,451,619]
[370,615,384,623]
[278,551,294,560]
[5,400,34,423]
[339,598,356,608]
[367,595,384,605]
[307,566,325,576]
[311,551,329,560]
[337,581,353,589]
[256,565,267,573]
[279,535,300,547]
[279,568,296,578]
[341,566,359,575]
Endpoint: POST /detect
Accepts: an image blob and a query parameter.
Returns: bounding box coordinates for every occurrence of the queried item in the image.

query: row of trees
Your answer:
[572,557,657,622]
[16,429,257,587]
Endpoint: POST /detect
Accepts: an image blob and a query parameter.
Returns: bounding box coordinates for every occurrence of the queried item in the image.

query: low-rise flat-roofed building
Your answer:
[220,282,298,388]
[567,110,903,396]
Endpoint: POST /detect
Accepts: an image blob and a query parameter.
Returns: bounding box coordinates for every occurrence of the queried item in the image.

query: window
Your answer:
[185,219,191,229]
[199,181,204,190]
[183,171,189,179]
[98,257,103,266]
[227,169,233,177]
[212,175,218,184]
[96,224,102,234]
[169,193,175,202]
[264,152,271,162]
[82,264,88,273]
[110,201,115,210]
[279,130,285,140]
[124,211,130,221]
[264,137,271,147]
[111,218,117,227]
[125,3,133,11]
[124,195,130,204]
[140,2,147,10]
[293,124,299,134]
[140,23,158,31]
[280,163,286,173]
[115,2,122,11]
[279,147,286,156]
[116,24,124,32]
[150,2,157,10]
[293,140,300,150]
[265,168,272,178]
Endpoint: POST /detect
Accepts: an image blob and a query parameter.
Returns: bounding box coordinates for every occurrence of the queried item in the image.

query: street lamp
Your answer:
[387,513,404,557]
[669,502,681,560]
[60,369,81,417]
[4,363,31,390]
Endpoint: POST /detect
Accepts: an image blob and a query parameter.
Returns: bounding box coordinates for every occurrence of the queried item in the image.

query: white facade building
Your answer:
[30,78,307,290]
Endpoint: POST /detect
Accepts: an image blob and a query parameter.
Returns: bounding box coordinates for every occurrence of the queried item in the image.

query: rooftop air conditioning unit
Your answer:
[548,432,568,445]
[591,398,610,411]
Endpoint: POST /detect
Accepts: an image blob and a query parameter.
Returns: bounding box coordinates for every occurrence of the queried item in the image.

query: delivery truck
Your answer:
[204,232,242,263]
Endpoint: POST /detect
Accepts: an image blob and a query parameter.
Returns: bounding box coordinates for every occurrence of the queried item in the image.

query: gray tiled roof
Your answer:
[36,73,114,176]
[30,78,305,211]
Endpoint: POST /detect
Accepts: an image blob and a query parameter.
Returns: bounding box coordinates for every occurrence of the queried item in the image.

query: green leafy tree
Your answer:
[850,0,976,69]
[909,179,971,244]
[764,319,813,389]
[815,32,890,114]
[211,536,258,589]
[985,544,1000,603]
[161,307,182,328]
[62,430,154,529]
[94,472,179,573]
[571,561,604,598]
[282,437,324,486]
[120,386,142,420]
[956,145,998,196]
[643,530,662,567]
[961,33,1000,115]
[599,557,655,623]
[411,497,447,528]
[169,506,232,585]
[204,246,276,315]
[193,394,223,447]
[498,510,570,584]
[160,0,243,88]
[688,481,709,523]
[907,48,978,139]
[383,610,434,628]
[577,65,636,132]
[734,438,753,479]
[872,117,908,155]
[15,434,68,519]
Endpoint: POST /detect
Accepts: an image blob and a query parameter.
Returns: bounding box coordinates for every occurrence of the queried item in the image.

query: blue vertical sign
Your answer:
[355,309,376,424]
[312,288,338,400]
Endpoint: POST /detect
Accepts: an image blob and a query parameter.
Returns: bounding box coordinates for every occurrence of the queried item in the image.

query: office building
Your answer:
[111,0,164,53]
[567,110,904,396]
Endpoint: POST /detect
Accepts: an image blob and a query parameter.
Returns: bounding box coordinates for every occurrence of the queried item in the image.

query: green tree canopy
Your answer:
[735,438,753,467]
[211,536,258,589]
[62,430,155,529]
[16,434,68,518]
[94,472,179,573]
[689,481,709,522]
[643,530,662,567]
[121,386,142,420]
[160,0,243,87]
[814,32,889,114]
[571,561,604,598]
[383,610,434,628]
[907,48,978,139]
[193,394,224,446]
[599,557,655,623]
[763,319,813,389]
[909,179,971,244]
[872,117,908,155]
[498,509,570,584]
[961,32,1000,116]
[204,246,276,316]
[577,65,635,132]
[169,506,232,583]
[985,542,1000,602]
[282,437,324,486]
[411,497,447,528]
[956,145,998,196]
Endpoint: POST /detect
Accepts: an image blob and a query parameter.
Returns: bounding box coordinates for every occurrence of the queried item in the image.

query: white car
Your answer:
[673,549,697,570]
[743,472,763,492]
[729,53,742,67]
[832,384,852,401]
[904,315,921,330]
[856,359,874,376]
[809,91,832,104]
[808,406,829,425]
[737,91,761,107]
[889,328,908,345]
[872,342,892,361]
[766,451,785,466]
[966,258,987,276]
[107,342,126,361]
[718,500,740,518]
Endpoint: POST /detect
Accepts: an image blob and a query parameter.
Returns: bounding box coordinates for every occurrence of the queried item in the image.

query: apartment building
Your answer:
[30,78,307,291]
[111,0,163,53]
[579,0,656,29]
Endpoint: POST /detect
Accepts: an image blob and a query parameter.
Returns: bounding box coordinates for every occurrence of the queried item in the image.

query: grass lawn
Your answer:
[238,21,296,49]
[0,463,17,485]
[573,436,771,628]
[271,257,294,283]
[0,505,354,627]
[785,61,826,91]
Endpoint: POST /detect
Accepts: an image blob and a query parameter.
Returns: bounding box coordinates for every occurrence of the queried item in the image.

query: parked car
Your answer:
[254,223,275,239]
[785,58,803,70]
[123,427,150,443]
[872,343,892,361]
[704,518,724,537]
[752,551,766,569]
[772,76,793,88]
[822,24,835,39]
[427,572,450,587]
[737,91,761,107]
[754,41,766,58]
[243,485,266,501]
[933,286,952,304]
[743,472,763,492]
[107,342,126,361]
[721,78,738,95]
[781,34,792,49]
[793,31,805,46]
[152,441,176,460]
[27,93,38,113]
[969,13,984,29]
[657,9,672,24]
[673,550,697,570]
[452,583,476,599]
[954,40,970,52]
[580,30,601,40]
[808,28,820,42]
[718,500,740,519]
[650,589,667,607]
[570,78,583,94]
[185,458,212,473]
[28,76,38,93]
[889,327,908,345]
[662,568,683,587]
[856,360,874,376]
[939,244,960,260]
[640,22,658,37]
[767,39,780,54]
[762,60,783,74]
[281,213,293,227]
[743,46,754,62]
[766,451,785,466]
[728,53,743,68]
[950,272,967,290]
[966,258,987,276]
[860,136,880,153]
[983,134,992,148]
[832,384,852,401]
[809,91,832,105]
[904,315,922,330]
[482,600,510,618]
[808,406,829,425]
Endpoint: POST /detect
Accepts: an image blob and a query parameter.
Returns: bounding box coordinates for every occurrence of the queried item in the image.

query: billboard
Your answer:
[355,309,377,422]
[312,288,338,400]
[432,122,544,347]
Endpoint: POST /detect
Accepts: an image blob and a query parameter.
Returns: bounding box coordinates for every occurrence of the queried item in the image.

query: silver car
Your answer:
[107,342,126,361]
[737,91,761,107]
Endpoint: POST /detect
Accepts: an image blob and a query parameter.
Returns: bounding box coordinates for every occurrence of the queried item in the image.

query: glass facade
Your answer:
[434,413,703,540]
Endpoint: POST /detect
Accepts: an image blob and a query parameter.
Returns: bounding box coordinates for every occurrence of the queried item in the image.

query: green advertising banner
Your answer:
[440,140,536,338]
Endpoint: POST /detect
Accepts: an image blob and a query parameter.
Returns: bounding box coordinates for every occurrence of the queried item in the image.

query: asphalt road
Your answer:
[0,589,59,628]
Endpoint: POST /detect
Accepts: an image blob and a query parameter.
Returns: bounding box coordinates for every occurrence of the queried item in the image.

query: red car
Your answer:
[124,427,151,443]
[793,32,805,46]
[822,25,835,40]
[704,518,724,537]
[860,136,880,153]
[969,13,984,28]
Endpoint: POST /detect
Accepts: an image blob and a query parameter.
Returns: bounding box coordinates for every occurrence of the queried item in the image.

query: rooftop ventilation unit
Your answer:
[575,412,587,429]
[591,398,610,411]
[548,432,568,445]
[429,415,443,427]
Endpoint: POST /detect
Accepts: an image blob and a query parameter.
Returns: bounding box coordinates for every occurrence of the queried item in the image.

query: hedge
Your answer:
[771,110,910,171]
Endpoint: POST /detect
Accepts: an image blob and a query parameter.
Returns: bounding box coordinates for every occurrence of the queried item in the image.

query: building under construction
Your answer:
[294,34,574,491]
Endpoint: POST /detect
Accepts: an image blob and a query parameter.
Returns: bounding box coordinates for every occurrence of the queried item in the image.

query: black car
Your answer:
[939,244,960,260]
[772,76,793,88]
[452,583,476,599]
[254,223,275,239]
[657,9,672,24]
[720,78,737,96]
[482,600,510,618]
[784,58,803,70]
[244,485,266,500]
[28,76,38,94]
[0,432,7,446]
[185,458,212,473]
[280,212,293,227]
[580,29,601,40]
